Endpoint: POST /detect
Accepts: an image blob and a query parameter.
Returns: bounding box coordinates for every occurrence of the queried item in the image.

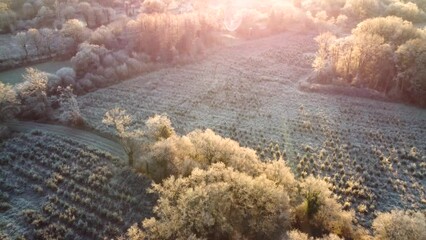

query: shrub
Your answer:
[61,19,91,43]
[141,128,260,181]
[343,0,382,20]
[137,163,291,240]
[145,114,175,141]
[394,38,426,105]
[287,230,344,240]
[373,210,426,240]
[0,82,19,121]
[71,43,108,77]
[57,86,83,126]
[56,67,76,87]
[352,16,421,47]
[0,3,16,33]
[385,1,426,23]
[143,0,167,14]
[103,107,144,166]
[89,25,118,49]
[293,176,355,238]
[16,68,50,119]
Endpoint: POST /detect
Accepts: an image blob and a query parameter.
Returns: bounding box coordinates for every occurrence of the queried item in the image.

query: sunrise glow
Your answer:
[0,0,425,239]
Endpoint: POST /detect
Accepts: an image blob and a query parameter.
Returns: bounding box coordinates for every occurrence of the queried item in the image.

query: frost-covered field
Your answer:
[78,30,426,226]
[0,131,154,239]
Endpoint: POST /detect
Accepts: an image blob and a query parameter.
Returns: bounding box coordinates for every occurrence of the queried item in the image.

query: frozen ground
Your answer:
[0,130,154,239]
[78,30,426,226]
[4,121,126,159]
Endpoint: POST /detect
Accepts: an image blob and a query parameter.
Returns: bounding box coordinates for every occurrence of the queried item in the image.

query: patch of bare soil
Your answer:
[78,30,426,226]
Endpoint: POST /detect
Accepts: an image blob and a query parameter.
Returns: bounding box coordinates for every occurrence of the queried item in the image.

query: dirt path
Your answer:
[3,121,127,160]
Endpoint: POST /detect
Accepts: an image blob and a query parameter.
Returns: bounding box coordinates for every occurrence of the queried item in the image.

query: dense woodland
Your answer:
[0,0,426,239]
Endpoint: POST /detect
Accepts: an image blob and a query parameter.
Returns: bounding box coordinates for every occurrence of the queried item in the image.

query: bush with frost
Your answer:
[103,107,144,166]
[16,68,50,119]
[373,210,426,240]
[45,73,61,93]
[71,43,108,77]
[56,86,83,126]
[394,38,426,105]
[36,6,54,26]
[56,67,76,87]
[22,2,36,19]
[0,3,16,33]
[89,25,118,49]
[385,1,426,23]
[287,230,345,240]
[145,114,175,142]
[143,0,167,14]
[352,16,421,46]
[293,176,355,238]
[0,82,19,121]
[343,0,382,20]
[61,19,91,43]
[141,128,261,181]
[135,163,292,240]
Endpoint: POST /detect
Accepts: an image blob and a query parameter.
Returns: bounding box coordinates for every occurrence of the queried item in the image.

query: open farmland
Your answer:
[78,30,426,226]
[0,131,155,239]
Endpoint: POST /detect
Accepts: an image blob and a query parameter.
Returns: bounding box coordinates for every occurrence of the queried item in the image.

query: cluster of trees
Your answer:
[313,16,426,106]
[0,67,82,124]
[0,0,116,33]
[102,109,426,239]
[3,0,117,60]
[12,27,74,60]
[301,0,426,25]
[1,0,222,96]
[66,11,219,93]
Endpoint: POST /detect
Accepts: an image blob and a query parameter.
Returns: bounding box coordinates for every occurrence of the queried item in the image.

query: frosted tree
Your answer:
[71,43,108,76]
[56,67,76,86]
[395,38,426,104]
[0,82,19,121]
[16,68,50,119]
[61,19,90,43]
[15,31,30,59]
[373,210,426,240]
[0,2,16,33]
[293,176,356,238]
[312,32,336,82]
[57,86,82,126]
[39,28,56,54]
[145,114,175,141]
[103,108,143,166]
[27,28,43,55]
[136,163,292,240]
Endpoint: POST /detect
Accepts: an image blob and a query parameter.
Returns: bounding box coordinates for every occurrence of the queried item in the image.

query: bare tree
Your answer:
[15,32,30,59]
[103,107,143,166]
